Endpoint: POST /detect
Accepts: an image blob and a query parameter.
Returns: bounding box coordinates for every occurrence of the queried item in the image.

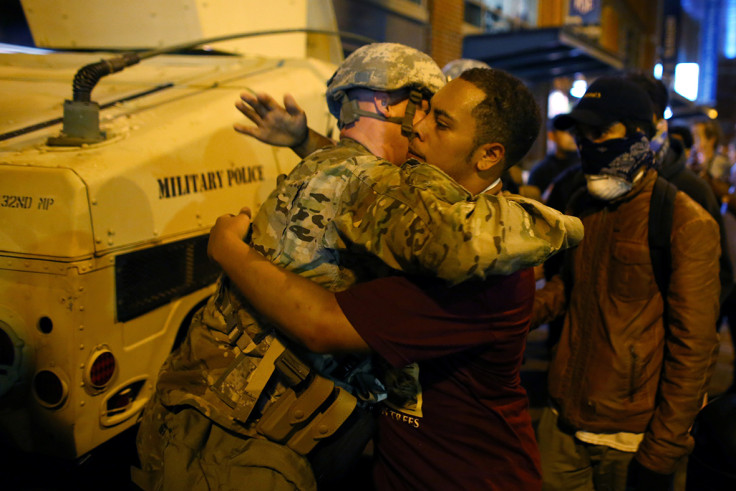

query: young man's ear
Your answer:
[475,142,505,172]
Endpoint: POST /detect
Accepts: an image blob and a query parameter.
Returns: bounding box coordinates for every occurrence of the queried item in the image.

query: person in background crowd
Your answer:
[527,115,580,199]
[441,57,490,81]
[714,131,736,393]
[669,125,694,162]
[625,72,733,303]
[529,116,582,350]
[533,75,721,491]
[692,119,732,182]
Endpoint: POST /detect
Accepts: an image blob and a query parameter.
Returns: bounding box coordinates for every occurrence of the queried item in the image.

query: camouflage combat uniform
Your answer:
[136,138,583,490]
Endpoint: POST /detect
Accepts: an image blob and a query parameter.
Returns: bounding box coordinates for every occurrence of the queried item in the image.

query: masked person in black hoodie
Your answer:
[625,72,733,302]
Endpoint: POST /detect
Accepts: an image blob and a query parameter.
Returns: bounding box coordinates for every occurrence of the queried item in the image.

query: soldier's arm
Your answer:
[635,205,721,475]
[332,165,584,284]
[234,91,334,159]
[207,209,368,354]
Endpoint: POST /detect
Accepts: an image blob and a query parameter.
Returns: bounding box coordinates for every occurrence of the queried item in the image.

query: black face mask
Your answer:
[577,132,654,181]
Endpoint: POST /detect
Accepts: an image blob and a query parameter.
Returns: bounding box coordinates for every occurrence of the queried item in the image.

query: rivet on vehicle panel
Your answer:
[80,344,84,350]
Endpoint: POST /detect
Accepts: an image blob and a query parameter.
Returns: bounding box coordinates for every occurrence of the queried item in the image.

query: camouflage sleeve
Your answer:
[330,167,584,284]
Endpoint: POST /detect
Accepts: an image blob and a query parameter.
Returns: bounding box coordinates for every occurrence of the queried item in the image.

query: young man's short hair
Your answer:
[459,68,541,169]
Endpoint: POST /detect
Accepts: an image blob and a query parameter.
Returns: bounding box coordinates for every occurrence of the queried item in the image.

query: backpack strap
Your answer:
[649,176,678,299]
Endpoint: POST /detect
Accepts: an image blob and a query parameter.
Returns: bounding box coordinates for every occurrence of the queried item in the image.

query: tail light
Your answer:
[86,348,116,390]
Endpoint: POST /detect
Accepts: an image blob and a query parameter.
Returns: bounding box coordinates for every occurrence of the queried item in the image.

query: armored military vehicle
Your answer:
[0,0,343,460]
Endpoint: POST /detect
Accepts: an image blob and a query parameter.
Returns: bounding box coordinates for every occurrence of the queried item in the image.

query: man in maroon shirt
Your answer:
[337,274,540,490]
[209,230,541,490]
[207,68,544,489]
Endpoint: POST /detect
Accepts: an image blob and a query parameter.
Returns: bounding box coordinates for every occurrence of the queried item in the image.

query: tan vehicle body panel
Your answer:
[0,50,337,457]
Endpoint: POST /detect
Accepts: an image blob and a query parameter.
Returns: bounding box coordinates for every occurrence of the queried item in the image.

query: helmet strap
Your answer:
[336,91,413,131]
[400,89,424,137]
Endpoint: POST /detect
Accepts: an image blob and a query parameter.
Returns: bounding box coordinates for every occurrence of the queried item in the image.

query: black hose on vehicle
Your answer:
[48,29,374,145]
[72,52,141,102]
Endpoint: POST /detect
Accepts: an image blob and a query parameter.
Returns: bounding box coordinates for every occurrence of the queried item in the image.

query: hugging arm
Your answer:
[332,167,585,285]
[207,208,368,354]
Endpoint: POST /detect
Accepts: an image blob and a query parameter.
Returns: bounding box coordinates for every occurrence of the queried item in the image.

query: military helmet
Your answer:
[326,42,446,120]
[442,58,491,81]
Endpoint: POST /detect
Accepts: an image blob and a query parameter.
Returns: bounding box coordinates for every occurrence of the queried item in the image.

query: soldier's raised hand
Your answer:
[234,92,308,147]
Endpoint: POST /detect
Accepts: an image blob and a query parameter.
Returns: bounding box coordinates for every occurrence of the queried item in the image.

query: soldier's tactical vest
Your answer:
[197,277,374,463]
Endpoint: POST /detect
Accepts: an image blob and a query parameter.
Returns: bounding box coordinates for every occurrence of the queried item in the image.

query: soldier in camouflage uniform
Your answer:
[136,43,583,491]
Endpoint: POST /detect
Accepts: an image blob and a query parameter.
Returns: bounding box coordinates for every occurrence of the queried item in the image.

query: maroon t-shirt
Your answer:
[335,270,541,491]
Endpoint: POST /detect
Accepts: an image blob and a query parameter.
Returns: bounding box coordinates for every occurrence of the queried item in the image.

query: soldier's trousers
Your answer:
[135,395,317,491]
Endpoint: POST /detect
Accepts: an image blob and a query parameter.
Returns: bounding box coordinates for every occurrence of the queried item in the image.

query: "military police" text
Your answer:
[157,165,264,199]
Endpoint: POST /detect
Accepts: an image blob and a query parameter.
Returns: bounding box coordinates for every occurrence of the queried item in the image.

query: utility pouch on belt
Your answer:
[257,350,357,455]
[212,284,359,455]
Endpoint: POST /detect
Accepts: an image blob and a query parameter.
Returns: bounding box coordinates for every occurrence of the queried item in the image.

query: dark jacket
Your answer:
[533,170,721,474]
[528,152,579,195]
